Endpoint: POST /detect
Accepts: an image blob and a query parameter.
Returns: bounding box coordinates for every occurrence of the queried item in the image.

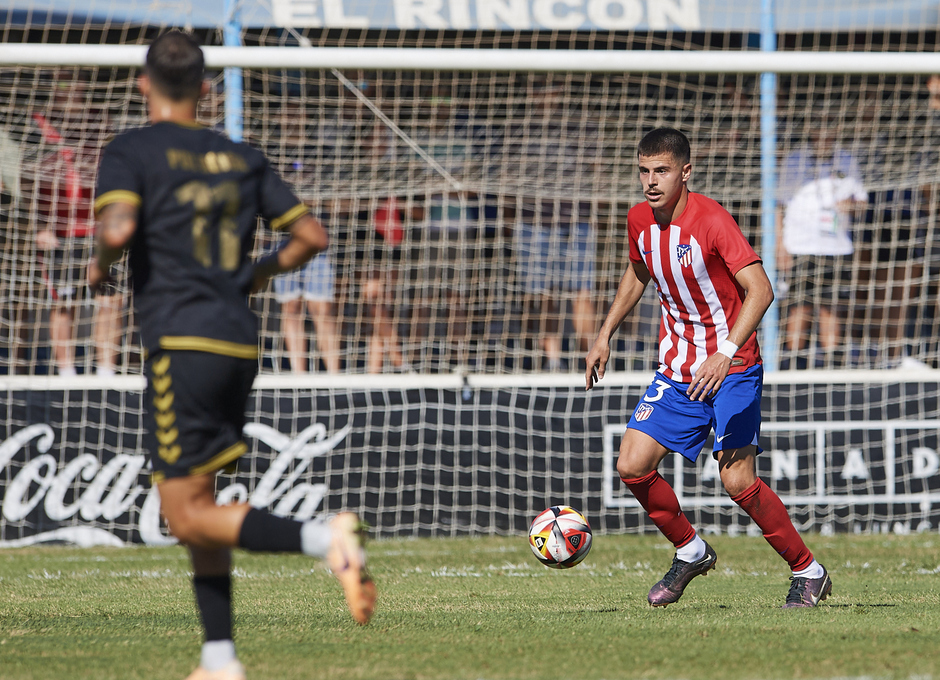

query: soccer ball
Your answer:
[527,505,592,569]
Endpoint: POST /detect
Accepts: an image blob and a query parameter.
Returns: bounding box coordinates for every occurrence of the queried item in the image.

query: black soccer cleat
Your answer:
[647,542,718,607]
[782,565,832,608]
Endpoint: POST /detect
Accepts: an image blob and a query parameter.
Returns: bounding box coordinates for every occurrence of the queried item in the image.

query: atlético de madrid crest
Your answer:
[676,244,693,267]
[634,403,654,421]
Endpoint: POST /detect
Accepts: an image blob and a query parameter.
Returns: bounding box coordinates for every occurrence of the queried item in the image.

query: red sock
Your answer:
[731,479,813,571]
[622,471,696,548]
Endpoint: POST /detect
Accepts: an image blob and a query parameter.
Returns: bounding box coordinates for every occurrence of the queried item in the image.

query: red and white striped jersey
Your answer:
[628,192,762,383]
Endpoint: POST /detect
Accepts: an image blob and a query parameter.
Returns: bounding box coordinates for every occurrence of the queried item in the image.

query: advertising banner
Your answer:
[2,381,938,547]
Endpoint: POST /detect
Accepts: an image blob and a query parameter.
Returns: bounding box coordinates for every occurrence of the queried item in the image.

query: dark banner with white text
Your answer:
[2,380,939,546]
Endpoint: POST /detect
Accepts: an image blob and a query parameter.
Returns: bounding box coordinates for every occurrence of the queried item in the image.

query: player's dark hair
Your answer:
[637,127,691,166]
[145,30,205,102]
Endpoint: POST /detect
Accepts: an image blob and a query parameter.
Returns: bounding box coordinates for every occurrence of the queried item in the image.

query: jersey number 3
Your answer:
[644,379,671,402]
[175,180,240,271]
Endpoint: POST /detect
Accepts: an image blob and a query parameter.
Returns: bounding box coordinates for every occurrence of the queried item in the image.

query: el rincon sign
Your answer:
[273,0,702,31]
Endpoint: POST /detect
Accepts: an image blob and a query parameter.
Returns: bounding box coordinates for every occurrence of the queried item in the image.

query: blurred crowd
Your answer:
[1,69,939,376]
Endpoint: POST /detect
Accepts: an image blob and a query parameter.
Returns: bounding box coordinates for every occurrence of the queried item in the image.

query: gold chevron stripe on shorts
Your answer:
[159,336,258,359]
[189,441,249,477]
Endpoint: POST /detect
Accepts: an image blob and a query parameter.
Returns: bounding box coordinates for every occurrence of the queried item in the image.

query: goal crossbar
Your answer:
[4,44,940,73]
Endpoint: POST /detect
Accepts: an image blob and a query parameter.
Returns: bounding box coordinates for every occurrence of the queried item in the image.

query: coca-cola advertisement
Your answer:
[0,388,353,546]
[2,381,939,546]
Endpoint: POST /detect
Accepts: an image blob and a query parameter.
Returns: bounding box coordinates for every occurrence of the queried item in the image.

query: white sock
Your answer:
[792,560,824,579]
[58,366,77,377]
[201,639,236,672]
[96,366,116,377]
[300,520,332,558]
[676,534,706,563]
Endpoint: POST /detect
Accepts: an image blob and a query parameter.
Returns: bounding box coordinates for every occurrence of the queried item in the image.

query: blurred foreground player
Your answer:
[585,127,830,608]
[88,31,376,680]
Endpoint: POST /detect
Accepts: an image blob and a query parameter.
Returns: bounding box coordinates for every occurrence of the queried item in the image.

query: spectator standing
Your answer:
[502,80,597,371]
[777,120,867,368]
[321,78,408,373]
[854,91,930,369]
[892,76,940,368]
[410,93,481,370]
[0,122,26,372]
[268,99,342,373]
[32,71,123,375]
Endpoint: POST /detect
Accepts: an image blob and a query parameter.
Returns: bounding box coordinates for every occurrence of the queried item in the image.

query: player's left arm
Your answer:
[687,261,774,401]
[88,202,137,292]
[251,213,329,293]
[251,152,330,292]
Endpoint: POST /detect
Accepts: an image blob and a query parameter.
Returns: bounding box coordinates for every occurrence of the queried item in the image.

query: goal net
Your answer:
[1,371,938,546]
[3,3,940,376]
[1,1,939,545]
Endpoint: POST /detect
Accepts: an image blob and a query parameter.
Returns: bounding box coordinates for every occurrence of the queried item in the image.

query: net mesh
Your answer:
[1,373,938,545]
[3,58,939,375]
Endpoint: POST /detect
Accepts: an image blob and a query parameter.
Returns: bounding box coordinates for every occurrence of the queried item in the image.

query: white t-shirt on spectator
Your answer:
[783,174,867,256]
[779,145,867,256]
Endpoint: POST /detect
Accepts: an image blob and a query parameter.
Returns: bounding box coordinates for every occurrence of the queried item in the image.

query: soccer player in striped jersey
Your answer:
[585,127,831,609]
[88,31,375,680]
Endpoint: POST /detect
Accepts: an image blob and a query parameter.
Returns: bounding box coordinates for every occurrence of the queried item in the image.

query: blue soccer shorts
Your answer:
[627,364,764,462]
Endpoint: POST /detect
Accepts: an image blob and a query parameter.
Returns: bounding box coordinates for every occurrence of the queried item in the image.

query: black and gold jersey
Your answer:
[94,121,308,358]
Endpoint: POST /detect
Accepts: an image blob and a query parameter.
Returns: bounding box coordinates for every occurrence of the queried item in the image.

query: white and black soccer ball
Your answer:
[527,505,592,569]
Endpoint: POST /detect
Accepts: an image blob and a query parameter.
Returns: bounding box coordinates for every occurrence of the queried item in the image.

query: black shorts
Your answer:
[786,255,848,305]
[871,226,926,263]
[144,350,258,483]
[41,240,123,302]
[41,241,89,303]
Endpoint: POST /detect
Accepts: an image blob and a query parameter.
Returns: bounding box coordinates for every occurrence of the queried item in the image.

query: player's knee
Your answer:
[617,461,649,480]
[718,465,756,498]
[717,447,758,497]
[616,446,653,481]
[720,475,753,498]
[162,504,207,546]
[161,509,192,544]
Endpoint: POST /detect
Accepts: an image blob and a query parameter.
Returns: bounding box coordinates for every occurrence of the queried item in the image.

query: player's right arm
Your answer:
[90,134,142,293]
[585,259,651,390]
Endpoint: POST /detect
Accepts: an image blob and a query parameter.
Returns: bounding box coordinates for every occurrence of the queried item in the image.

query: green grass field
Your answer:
[1,533,938,680]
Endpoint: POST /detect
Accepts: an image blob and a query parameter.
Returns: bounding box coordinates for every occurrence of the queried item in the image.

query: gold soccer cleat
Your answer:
[327,512,377,625]
[184,660,247,680]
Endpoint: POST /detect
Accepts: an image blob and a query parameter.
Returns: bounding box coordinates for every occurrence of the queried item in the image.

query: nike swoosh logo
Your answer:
[716,434,731,443]
[642,250,654,255]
